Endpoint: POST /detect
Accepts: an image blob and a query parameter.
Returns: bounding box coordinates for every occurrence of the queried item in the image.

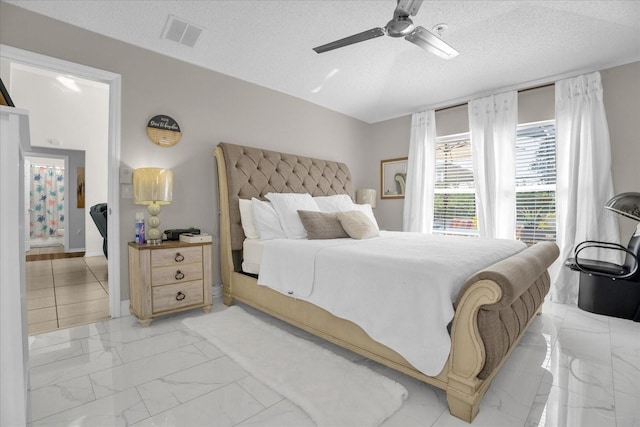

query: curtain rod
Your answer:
[30,164,65,168]
[435,83,555,113]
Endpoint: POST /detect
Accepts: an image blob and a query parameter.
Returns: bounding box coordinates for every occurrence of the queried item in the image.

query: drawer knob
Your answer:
[175,270,185,280]
[176,291,186,301]
[175,253,185,262]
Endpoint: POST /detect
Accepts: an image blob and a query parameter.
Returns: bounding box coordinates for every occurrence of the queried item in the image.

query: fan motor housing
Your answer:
[386,16,414,37]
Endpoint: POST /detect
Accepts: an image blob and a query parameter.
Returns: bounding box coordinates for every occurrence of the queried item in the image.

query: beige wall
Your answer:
[602,62,640,240]
[365,116,411,231]
[0,3,371,299]
[368,66,638,241]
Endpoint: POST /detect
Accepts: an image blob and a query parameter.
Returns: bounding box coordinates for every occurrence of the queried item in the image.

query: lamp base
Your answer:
[145,208,163,244]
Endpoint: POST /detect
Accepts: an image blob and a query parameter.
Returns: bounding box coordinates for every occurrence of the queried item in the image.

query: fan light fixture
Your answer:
[56,75,81,92]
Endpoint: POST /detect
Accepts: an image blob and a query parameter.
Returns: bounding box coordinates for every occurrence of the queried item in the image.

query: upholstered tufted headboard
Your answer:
[216,142,354,251]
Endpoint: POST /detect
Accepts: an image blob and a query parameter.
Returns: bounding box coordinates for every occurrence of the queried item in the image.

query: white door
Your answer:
[24,158,30,252]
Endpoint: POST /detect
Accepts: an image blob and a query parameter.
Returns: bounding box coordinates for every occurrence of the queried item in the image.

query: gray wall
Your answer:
[0,3,371,300]
[26,147,86,251]
[602,62,640,241]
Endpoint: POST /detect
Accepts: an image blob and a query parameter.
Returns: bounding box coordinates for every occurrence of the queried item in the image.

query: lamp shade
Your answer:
[133,168,173,205]
[356,188,377,208]
[604,192,640,222]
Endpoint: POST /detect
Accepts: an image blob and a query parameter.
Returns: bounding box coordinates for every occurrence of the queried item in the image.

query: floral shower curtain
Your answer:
[30,164,65,239]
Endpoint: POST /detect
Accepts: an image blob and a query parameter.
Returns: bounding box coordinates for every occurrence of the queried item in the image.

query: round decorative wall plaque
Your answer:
[146,115,182,147]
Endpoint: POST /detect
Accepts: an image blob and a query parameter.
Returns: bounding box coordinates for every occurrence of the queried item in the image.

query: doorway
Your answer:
[1,44,122,322]
[25,155,68,251]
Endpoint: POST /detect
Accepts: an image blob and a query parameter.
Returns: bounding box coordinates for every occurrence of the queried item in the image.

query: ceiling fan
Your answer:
[313,0,459,59]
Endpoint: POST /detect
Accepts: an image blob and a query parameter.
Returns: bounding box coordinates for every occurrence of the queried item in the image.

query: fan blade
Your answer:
[313,27,385,54]
[395,0,424,17]
[405,26,459,59]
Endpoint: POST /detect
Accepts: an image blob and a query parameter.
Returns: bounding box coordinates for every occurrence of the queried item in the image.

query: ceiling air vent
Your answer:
[162,15,203,48]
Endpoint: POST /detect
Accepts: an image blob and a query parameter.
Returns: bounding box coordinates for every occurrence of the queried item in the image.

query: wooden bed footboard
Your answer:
[213,144,559,423]
[446,241,559,421]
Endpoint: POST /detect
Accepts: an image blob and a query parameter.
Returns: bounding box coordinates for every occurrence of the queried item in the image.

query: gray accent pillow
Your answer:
[336,210,379,240]
[297,210,349,239]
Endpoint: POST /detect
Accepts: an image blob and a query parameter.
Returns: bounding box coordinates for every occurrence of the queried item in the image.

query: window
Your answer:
[432,122,556,241]
[515,121,556,244]
[433,133,478,236]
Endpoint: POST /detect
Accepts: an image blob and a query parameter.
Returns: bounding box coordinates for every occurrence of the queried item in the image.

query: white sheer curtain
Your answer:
[469,91,518,239]
[551,71,620,304]
[403,110,436,232]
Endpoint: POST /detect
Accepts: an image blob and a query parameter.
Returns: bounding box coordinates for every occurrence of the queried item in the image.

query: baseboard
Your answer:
[120,300,131,316]
[83,250,103,257]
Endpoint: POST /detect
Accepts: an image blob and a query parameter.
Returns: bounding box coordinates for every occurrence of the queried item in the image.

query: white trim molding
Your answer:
[1,44,123,318]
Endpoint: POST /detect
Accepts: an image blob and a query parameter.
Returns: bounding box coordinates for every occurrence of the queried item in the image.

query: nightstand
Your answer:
[128,240,213,326]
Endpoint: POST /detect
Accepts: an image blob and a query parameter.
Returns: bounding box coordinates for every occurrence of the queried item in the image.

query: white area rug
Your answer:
[183,306,408,427]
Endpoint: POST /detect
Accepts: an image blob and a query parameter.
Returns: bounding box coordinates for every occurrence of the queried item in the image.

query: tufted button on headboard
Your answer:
[218,142,354,250]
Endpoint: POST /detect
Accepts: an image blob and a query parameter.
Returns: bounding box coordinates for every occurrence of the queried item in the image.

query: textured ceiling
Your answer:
[6,1,640,123]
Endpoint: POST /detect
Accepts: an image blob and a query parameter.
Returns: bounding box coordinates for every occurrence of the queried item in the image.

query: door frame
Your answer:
[1,44,122,318]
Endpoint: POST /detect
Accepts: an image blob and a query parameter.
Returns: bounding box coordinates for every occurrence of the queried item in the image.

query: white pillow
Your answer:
[251,198,287,240]
[238,199,259,239]
[265,193,320,239]
[313,194,355,213]
[352,203,379,231]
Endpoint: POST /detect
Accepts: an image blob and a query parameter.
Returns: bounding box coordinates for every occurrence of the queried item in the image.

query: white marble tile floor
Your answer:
[26,299,640,426]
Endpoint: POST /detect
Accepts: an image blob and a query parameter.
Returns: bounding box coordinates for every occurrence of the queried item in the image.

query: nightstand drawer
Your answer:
[151,246,202,267]
[152,263,203,286]
[152,280,204,313]
[129,240,212,326]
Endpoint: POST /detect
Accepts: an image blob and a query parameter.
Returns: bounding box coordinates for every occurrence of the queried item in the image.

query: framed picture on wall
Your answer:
[0,78,15,107]
[380,157,408,199]
[77,167,85,208]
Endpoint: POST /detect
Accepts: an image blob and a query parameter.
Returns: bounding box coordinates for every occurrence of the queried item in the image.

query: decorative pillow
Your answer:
[239,199,259,239]
[251,198,287,240]
[336,210,379,240]
[351,203,380,231]
[265,193,320,239]
[313,194,355,213]
[297,210,349,240]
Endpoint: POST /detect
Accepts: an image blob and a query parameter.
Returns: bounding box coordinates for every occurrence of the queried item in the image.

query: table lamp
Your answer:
[133,167,173,244]
[356,188,377,208]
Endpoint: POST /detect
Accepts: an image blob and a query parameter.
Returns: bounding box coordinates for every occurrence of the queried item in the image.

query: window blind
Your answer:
[434,133,477,235]
[515,121,557,244]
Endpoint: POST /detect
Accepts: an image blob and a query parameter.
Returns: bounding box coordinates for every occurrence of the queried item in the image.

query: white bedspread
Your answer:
[257,231,526,376]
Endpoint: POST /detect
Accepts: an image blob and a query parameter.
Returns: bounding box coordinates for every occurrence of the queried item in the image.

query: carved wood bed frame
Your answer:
[213,142,559,422]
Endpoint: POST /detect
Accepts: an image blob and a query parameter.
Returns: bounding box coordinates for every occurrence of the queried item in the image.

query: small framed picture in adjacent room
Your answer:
[77,167,85,208]
[0,78,15,107]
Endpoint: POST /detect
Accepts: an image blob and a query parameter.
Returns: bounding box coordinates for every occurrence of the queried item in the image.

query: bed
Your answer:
[213,142,559,423]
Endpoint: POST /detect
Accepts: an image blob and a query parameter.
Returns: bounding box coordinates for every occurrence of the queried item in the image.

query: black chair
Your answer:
[565,192,640,321]
[89,203,108,259]
[566,235,640,321]
[567,238,640,280]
